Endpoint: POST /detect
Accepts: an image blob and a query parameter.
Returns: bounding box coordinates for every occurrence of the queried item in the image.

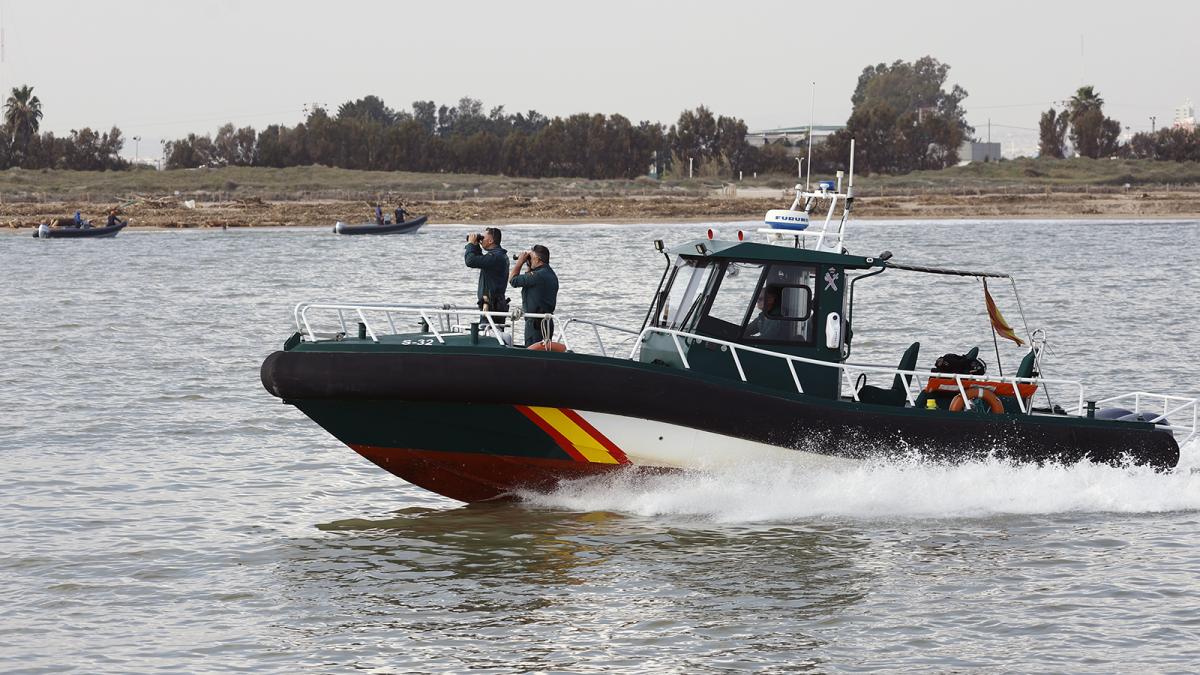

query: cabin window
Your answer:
[701,262,765,339]
[742,264,816,344]
[657,257,715,332]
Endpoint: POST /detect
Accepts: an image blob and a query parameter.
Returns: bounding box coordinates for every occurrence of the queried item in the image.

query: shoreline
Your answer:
[4,192,1199,229]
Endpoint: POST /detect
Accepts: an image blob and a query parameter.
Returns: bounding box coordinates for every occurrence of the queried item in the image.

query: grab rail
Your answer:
[289,301,1200,442]
[1077,392,1199,445]
[294,302,639,355]
[629,326,1085,413]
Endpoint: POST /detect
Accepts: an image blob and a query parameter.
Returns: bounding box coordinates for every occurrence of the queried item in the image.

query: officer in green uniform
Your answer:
[464,227,509,322]
[509,244,559,346]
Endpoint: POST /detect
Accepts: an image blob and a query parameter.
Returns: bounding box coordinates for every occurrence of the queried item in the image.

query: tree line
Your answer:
[2,85,128,171]
[1039,85,1200,161]
[163,96,800,179]
[4,65,1198,179]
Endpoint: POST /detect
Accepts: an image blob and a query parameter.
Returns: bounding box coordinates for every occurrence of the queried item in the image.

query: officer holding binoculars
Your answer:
[509,244,558,346]
[464,227,509,321]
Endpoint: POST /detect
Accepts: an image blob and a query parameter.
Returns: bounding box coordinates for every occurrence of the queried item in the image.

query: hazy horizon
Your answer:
[5,0,1197,161]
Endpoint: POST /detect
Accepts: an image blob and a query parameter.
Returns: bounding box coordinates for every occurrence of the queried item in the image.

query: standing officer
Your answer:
[509,244,558,346]
[464,227,509,321]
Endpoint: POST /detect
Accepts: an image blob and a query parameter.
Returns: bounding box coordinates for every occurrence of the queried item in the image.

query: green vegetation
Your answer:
[861,157,1200,190]
[1,85,127,171]
[1,158,1196,204]
[817,56,972,175]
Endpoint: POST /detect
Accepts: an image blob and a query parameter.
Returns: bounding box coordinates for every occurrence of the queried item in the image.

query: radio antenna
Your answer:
[806,81,815,191]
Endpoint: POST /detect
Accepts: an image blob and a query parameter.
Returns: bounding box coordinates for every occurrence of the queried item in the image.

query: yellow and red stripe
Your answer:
[516,406,630,465]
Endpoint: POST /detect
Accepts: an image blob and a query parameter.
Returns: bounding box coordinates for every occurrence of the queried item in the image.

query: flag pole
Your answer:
[985,279,1004,376]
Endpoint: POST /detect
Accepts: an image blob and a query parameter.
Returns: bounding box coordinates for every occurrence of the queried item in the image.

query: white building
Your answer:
[958,141,1002,163]
[745,125,844,156]
[1174,99,1196,132]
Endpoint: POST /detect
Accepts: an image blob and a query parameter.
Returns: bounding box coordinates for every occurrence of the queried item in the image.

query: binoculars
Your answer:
[466,233,484,242]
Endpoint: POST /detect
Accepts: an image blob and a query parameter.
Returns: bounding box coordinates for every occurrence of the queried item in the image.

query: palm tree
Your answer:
[1068,86,1104,117]
[5,84,43,158]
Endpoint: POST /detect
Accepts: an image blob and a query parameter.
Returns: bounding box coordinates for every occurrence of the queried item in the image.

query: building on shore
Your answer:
[745,126,844,156]
[958,141,1002,163]
[1174,99,1196,132]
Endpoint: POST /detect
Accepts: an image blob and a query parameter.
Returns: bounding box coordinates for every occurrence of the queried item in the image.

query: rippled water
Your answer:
[2,219,1199,672]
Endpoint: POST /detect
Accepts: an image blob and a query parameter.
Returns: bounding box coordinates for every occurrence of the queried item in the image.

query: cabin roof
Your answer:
[668,239,881,269]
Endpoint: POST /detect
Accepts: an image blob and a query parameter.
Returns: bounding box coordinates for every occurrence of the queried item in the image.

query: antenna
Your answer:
[847,138,855,196]
[1079,34,1084,85]
[805,82,815,191]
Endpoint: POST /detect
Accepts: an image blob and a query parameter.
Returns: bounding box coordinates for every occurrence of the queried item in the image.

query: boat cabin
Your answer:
[639,238,883,399]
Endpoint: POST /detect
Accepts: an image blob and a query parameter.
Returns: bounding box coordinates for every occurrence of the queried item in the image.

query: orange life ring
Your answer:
[948,387,1004,413]
[527,341,567,352]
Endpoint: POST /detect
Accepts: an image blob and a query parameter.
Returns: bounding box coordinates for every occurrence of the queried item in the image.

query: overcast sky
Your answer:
[4,0,1196,159]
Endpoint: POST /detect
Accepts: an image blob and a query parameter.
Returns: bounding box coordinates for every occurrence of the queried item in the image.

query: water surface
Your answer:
[2,219,1199,672]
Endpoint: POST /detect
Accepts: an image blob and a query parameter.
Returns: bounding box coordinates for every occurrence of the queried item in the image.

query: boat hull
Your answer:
[34,222,126,238]
[333,216,427,235]
[262,348,1181,502]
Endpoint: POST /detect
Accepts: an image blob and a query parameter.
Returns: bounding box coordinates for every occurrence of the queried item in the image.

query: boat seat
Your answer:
[856,342,920,406]
[1015,348,1039,379]
[996,348,1042,413]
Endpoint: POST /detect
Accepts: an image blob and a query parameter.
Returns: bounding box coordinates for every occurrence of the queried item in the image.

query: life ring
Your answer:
[527,341,567,352]
[949,387,1004,413]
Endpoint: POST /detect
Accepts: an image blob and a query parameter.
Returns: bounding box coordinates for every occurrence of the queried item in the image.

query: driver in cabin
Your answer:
[746,286,789,340]
[464,227,510,322]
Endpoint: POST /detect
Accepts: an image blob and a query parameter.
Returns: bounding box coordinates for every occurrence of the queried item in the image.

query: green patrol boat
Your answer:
[261,143,1195,503]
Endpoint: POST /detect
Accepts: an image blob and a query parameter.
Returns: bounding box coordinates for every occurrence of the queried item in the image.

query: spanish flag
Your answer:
[983,279,1024,346]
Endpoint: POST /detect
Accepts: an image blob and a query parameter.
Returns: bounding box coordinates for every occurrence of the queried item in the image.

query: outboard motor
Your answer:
[35,223,50,238]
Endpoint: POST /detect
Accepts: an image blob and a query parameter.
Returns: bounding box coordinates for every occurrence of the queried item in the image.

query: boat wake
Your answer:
[518,440,1200,522]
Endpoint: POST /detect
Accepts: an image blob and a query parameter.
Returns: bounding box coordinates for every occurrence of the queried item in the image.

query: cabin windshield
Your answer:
[699,261,817,344]
[657,257,716,331]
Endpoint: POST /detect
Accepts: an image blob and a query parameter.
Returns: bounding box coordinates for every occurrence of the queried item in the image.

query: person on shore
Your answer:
[509,244,559,346]
[464,227,509,322]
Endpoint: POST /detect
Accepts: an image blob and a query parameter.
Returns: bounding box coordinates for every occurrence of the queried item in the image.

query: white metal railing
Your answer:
[293,302,639,356]
[558,317,641,358]
[629,326,1085,414]
[289,301,1197,441]
[1071,392,1199,445]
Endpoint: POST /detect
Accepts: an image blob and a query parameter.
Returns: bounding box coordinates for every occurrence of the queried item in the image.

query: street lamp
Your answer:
[133,135,141,162]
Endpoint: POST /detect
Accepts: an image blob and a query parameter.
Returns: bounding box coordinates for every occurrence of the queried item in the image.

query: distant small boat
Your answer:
[33,221,127,239]
[333,215,427,235]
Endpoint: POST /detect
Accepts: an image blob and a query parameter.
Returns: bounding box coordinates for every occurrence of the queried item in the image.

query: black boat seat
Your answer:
[856,342,920,406]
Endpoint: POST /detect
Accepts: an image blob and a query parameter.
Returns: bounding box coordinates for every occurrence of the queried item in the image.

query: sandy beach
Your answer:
[2,189,1199,230]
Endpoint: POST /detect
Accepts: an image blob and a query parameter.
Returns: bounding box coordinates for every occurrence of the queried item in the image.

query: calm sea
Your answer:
[2,218,1199,673]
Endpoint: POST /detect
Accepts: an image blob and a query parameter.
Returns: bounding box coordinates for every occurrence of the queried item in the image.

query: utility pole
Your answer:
[133,136,141,163]
[1150,116,1157,133]
[988,119,991,144]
